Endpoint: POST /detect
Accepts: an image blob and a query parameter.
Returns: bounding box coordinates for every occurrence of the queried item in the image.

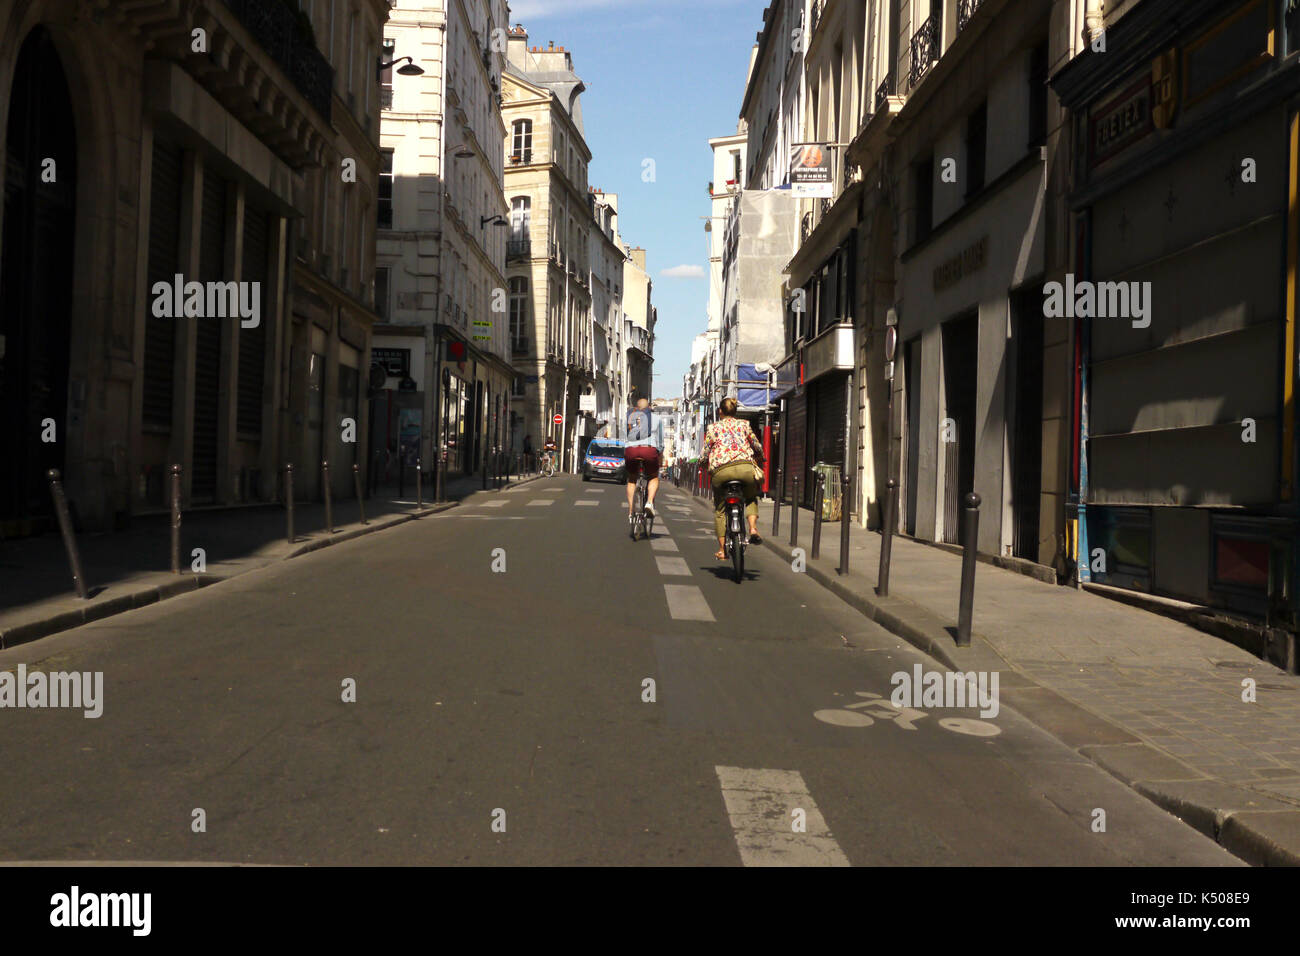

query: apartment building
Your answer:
[623,247,655,407]
[589,187,627,438]
[0,0,388,534]
[373,0,513,484]
[501,27,595,471]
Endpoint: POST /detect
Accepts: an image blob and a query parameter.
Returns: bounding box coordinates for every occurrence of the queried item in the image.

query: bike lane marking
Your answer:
[664,584,715,622]
[654,556,691,576]
[714,766,850,867]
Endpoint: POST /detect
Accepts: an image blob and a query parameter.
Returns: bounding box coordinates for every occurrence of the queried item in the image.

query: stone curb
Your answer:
[674,486,1300,866]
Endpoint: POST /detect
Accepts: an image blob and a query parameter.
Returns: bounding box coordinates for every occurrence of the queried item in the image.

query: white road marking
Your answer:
[475,500,508,508]
[654,556,691,576]
[663,584,714,621]
[585,488,606,493]
[574,500,599,507]
[714,767,850,867]
[527,499,555,507]
[650,538,679,552]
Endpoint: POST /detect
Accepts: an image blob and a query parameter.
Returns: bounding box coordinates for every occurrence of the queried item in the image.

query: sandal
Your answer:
[714,548,726,561]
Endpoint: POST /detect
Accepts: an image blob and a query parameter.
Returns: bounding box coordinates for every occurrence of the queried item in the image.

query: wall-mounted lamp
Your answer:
[481,215,509,228]
[378,55,424,77]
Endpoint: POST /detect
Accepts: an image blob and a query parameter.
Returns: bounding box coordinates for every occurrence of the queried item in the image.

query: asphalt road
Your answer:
[0,477,1240,865]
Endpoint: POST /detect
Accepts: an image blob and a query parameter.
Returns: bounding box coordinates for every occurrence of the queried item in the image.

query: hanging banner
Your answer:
[790,143,832,197]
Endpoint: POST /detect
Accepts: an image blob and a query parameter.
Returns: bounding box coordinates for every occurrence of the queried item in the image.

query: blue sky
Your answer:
[506,0,763,397]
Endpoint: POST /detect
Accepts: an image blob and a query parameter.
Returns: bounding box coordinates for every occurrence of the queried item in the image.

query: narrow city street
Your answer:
[0,478,1237,867]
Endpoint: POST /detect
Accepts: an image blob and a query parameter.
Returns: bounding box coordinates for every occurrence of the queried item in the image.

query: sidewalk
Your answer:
[677,485,1300,865]
[0,470,542,648]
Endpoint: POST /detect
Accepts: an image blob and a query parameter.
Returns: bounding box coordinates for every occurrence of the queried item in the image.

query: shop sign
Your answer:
[932,236,989,293]
[790,143,833,198]
[372,347,410,377]
[1088,74,1153,167]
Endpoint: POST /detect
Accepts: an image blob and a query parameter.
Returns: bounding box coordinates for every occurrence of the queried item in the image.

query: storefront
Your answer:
[1052,0,1299,628]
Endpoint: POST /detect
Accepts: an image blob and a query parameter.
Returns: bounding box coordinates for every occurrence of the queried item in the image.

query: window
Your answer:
[375,266,389,318]
[1027,41,1048,148]
[380,38,395,109]
[965,101,986,197]
[377,148,393,228]
[511,120,532,163]
[347,9,357,93]
[913,154,933,243]
[732,150,741,186]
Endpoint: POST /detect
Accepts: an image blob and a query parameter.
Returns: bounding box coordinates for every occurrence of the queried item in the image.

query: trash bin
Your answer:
[811,462,842,522]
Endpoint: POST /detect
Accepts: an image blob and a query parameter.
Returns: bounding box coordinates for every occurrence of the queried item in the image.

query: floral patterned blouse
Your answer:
[703,417,762,472]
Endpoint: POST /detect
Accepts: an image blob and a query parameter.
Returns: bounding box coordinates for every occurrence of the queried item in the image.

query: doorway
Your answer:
[0,27,77,523]
[1011,288,1044,561]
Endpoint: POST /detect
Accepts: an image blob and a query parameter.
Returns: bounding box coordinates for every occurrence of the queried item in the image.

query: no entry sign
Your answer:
[553,414,563,425]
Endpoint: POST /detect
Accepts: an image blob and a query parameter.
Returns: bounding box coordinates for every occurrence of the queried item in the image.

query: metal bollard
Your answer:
[416,459,424,511]
[285,463,296,544]
[353,463,368,525]
[811,473,824,560]
[789,472,800,548]
[839,472,852,576]
[772,467,782,536]
[322,460,334,533]
[169,464,182,574]
[878,478,897,596]
[956,492,982,647]
[46,469,88,599]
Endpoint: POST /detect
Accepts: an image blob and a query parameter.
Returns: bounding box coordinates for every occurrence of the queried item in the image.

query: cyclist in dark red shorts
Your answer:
[624,397,661,522]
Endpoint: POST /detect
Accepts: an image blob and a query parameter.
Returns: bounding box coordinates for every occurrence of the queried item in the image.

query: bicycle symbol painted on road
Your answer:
[814,692,1001,737]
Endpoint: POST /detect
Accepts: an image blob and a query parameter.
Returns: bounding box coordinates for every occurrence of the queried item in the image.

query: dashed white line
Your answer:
[527,499,555,507]
[654,556,691,576]
[650,538,679,552]
[574,500,599,507]
[663,584,714,621]
[714,767,850,867]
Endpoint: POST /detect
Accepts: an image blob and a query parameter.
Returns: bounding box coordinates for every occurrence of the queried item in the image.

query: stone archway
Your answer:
[0,25,77,526]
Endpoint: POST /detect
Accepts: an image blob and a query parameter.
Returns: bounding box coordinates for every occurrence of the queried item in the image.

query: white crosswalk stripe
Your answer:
[663,584,714,621]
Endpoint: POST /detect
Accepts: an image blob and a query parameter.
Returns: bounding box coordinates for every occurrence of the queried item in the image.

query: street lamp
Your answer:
[480,215,509,228]
[378,55,424,77]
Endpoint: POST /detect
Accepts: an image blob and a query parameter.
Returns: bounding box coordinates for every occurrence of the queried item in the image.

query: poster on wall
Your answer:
[398,407,422,468]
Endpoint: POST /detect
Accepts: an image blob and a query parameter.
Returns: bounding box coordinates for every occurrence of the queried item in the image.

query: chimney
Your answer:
[508,25,528,70]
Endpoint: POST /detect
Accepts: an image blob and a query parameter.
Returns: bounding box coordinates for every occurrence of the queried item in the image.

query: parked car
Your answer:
[582,439,625,482]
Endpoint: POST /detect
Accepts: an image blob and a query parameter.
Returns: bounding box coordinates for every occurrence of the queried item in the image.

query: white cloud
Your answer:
[661,264,705,279]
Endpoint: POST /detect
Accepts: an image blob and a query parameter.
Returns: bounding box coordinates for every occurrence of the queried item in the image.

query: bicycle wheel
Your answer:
[730,529,744,582]
[632,480,646,540]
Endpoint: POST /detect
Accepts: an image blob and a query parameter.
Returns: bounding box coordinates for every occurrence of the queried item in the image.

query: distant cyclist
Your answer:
[624,397,661,522]
[542,434,557,472]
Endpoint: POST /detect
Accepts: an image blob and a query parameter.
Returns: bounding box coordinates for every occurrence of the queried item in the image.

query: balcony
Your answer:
[511,338,529,358]
[507,151,532,166]
[908,14,939,91]
[380,86,393,111]
[220,0,333,122]
[506,238,531,262]
[875,74,894,112]
[957,0,984,34]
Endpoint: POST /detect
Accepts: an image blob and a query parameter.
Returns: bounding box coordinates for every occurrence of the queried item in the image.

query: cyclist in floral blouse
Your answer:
[702,397,764,560]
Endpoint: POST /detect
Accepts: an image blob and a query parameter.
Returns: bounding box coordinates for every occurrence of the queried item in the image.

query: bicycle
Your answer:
[540,450,557,478]
[629,471,654,541]
[720,479,747,582]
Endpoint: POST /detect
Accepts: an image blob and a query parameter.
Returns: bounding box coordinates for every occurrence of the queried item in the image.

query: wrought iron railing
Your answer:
[875,75,893,112]
[801,212,812,243]
[957,0,984,34]
[511,338,529,357]
[908,14,939,91]
[220,0,333,122]
[380,86,393,110]
[506,238,531,261]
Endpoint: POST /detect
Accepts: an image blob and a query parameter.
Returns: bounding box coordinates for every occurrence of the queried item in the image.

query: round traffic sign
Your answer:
[553,414,563,425]
[884,326,898,362]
